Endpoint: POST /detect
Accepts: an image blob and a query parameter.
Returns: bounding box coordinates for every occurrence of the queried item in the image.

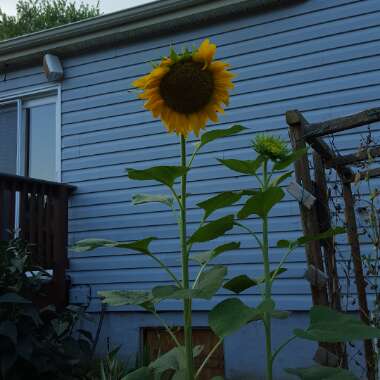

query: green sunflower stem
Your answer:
[180,135,195,380]
[262,159,273,380]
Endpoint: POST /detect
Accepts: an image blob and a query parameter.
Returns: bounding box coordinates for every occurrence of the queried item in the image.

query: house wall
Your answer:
[1,0,380,377]
[64,0,380,312]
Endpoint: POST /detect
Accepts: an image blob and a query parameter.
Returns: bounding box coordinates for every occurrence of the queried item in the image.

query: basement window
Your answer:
[142,327,225,379]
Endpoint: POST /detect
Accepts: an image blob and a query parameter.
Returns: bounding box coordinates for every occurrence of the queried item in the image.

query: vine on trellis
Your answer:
[325,127,380,378]
[287,107,380,380]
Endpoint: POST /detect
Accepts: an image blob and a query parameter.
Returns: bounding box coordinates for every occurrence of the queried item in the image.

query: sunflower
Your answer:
[132,39,235,137]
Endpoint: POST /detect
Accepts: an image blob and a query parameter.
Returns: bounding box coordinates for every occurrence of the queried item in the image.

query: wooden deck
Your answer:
[0,172,75,309]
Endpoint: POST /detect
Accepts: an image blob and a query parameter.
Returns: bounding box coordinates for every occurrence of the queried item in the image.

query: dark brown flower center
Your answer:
[159,60,214,114]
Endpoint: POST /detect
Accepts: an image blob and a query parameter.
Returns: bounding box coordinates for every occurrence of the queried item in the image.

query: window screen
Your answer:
[0,103,18,175]
[27,102,57,181]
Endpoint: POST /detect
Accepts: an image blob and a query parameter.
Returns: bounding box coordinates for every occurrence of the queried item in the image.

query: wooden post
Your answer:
[0,180,3,240]
[313,151,347,368]
[287,110,329,307]
[338,171,376,380]
[313,152,342,310]
[52,187,70,311]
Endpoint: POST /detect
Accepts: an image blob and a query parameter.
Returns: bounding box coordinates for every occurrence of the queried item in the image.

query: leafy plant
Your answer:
[0,0,100,41]
[0,239,94,380]
[0,239,44,295]
[73,124,246,380]
[72,130,380,379]
[105,348,131,380]
[209,134,380,379]
[72,38,380,379]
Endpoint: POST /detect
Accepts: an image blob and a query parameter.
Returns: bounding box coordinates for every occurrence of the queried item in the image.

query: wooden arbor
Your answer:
[287,107,380,380]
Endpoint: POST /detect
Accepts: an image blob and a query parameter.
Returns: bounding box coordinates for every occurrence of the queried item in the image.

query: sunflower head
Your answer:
[132,39,235,137]
[252,135,290,161]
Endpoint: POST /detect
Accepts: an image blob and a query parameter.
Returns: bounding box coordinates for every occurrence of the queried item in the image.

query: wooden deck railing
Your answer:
[0,172,75,309]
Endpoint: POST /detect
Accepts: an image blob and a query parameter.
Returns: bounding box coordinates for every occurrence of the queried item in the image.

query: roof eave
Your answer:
[0,0,299,69]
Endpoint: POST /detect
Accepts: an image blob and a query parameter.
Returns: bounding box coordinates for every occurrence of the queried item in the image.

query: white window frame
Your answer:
[0,84,62,182]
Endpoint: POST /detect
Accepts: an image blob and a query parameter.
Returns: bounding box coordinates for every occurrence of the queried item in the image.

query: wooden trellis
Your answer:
[287,107,380,380]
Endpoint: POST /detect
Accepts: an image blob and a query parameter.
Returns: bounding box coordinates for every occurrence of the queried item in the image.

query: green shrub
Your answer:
[0,239,94,380]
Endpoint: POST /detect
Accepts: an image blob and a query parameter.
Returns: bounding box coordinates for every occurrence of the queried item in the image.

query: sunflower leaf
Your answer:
[132,194,174,208]
[223,275,256,294]
[223,268,287,294]
[200,125,246,148]
[193,265,227,299]
[72,237,157,255]
[238,187,284,219]
[127,166,187,188]
[294,306,380,342]
[150,347,185,374]
[190,242,240,265]
[151,285,188,301]
[197,191,243,220]
[273,147,307,171]
[188,215,234,244]
[270,171,292,187]
[296,227,346,245]
[98,290,155,312]
[152,265,227,300]
[209,298,258,338]
[71,238,114,252]
[219,157,263,176]
[277,227,346,249]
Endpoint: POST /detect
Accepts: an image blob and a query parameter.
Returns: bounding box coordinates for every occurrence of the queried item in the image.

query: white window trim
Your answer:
[0,84,61,182]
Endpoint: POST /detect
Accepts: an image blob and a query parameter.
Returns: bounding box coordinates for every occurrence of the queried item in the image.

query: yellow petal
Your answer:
[160,57,173,66]
[213,103,225,114]
[189,113,203,136]
[151,102,165,118]
[198,111,208,130]
[193,38,217,69]
[205,105,219,123]
[143,93,162,106]
[144,97,163,110]
[144,79,161,89]
[139,88,160,100]
[188,113,199,131]
[165,112,175,133]
[132,74,150,89]
[150,66,169,79]
[161,106,170,124]
[209,61,230,72]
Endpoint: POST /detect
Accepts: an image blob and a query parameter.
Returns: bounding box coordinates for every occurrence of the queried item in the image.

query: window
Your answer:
[0,91,60,182]
[142,327,225,379]
[0,102,18,175]
[23,96,58,181]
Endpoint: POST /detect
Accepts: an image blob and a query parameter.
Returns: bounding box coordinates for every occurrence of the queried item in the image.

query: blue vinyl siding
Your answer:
[1,0,380,313]
[63,0,380,312]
